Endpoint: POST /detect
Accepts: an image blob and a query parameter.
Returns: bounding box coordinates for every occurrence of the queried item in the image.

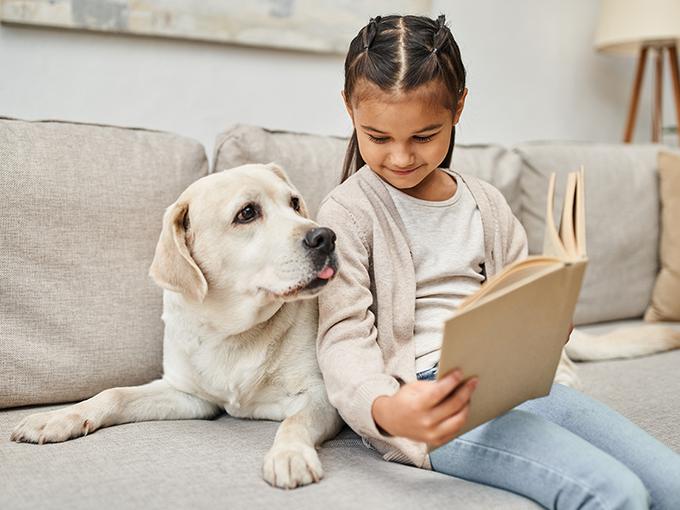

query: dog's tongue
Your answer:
[318,267,335,280]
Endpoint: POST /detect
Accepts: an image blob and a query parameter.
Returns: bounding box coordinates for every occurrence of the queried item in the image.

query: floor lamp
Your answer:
[595,0,680,144]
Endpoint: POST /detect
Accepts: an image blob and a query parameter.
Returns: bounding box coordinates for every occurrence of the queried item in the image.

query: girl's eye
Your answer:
[234,204,260,224]
[413,135,434,143]
[291,196,301,212]
[367,134,390,144]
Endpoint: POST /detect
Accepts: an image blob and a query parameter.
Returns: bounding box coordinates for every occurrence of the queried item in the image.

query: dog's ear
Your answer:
[265,162,292,185]
[149,201,208,303]
[265,162,311,219]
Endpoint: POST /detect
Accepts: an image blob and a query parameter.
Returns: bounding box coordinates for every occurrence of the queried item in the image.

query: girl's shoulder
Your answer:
[454,171,511,211]
[316,166,382,242]
[318,166,375,217]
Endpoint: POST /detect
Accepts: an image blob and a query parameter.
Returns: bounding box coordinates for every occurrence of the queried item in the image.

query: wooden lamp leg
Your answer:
[652,46,664,143]
[625,46,649,143]
[667,43,680,146]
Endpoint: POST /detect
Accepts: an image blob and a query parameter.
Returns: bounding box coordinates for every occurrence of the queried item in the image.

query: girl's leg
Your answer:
[516,384,680,509]
[429,408,650,510]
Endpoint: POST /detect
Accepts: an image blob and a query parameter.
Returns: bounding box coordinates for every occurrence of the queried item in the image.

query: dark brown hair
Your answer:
[341,15,466,182]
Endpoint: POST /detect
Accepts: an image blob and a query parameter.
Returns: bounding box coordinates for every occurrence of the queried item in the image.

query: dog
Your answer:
[10,163,344,490]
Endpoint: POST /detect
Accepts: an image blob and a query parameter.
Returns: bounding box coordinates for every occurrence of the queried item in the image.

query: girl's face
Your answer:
[345,82,466,193]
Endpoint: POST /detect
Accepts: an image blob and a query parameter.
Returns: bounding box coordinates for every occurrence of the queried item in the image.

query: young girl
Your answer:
[316,14,680,509]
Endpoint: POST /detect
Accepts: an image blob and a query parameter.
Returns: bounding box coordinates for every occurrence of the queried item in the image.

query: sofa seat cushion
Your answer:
[0,117,208,409]
[575,320,680,453]
[0,408,538,509]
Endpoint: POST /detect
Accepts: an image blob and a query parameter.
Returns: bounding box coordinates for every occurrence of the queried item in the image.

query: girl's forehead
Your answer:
[353,92,453,127]
[350,79,453,112]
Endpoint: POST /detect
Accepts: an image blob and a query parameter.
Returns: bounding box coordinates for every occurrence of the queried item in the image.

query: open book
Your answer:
[435,167,587,439]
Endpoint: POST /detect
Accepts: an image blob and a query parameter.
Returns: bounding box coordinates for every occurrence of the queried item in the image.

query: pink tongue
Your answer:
[318,267,335,280]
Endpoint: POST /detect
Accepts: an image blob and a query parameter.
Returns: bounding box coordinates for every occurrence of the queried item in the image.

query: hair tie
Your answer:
[362,16,381,51]
[432,14,448,54]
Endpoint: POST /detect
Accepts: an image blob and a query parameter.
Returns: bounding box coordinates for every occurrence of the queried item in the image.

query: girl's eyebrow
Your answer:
[360,123,443,134]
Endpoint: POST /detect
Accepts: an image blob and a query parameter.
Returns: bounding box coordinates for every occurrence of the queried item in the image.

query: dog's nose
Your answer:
[303,227,336,255]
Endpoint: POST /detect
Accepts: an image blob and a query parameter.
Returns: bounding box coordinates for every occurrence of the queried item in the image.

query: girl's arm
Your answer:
[316,197,401,441]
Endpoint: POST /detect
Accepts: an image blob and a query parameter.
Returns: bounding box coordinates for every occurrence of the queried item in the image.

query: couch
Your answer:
[1,117,678,509]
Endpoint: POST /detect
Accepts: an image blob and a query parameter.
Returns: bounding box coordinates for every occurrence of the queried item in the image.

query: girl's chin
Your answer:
[381,168,428,189]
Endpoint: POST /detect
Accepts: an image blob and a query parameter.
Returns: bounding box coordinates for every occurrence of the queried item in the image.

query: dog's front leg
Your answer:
[263,389,343,489]
[11,378,221,444]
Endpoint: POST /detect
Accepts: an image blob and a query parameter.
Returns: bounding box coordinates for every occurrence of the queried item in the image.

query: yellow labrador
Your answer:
[11,163,344,489]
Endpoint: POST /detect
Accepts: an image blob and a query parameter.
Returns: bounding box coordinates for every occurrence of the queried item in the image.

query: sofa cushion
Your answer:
[0,117,208,409]
[645,151,680,321]
[0,407,539,509]
[213,125,523,218]
[515,143,661,325]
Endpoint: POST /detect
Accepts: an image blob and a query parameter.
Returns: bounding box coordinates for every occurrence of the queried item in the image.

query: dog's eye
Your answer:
[234,204,259,224]
[291,196,301,213]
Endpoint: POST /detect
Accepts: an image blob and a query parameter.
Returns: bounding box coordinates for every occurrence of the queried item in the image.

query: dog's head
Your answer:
[148,163,338,304]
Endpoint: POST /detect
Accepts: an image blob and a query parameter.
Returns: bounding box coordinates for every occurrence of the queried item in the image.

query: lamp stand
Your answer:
[624,42,680,144]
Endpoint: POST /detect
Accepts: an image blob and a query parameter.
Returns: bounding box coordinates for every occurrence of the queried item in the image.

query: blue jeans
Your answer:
[417,366,680,509]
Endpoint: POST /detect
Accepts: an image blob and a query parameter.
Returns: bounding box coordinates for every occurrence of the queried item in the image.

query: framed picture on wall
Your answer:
[0,0,432,54]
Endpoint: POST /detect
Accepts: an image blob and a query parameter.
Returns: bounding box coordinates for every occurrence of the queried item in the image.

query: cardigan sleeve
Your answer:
[315,196,401,440]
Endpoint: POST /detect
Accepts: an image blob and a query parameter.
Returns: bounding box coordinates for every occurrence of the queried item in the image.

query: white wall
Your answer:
[0,0,674,161]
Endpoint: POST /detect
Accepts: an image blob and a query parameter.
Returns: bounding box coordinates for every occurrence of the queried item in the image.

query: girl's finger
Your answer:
[429,377,477,424]
[424,369,464,407]
[428,403,471,449]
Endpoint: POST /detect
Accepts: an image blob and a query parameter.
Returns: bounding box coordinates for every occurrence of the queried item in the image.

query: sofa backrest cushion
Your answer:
[515,142,661,325]
[0,118,208,408]
[213,125,523,218]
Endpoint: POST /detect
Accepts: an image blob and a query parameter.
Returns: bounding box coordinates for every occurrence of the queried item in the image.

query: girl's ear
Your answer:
[453,88,468,125]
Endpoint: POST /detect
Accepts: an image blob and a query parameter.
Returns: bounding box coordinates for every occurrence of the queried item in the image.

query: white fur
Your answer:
[11,164,343,490]
[566,325,680,362]
[555,324,680,389]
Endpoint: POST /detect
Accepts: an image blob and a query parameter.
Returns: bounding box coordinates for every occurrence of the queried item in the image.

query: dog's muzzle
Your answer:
[303,227,338,290]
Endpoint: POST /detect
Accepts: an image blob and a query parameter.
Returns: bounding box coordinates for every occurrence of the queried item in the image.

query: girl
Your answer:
[316,14,680,509]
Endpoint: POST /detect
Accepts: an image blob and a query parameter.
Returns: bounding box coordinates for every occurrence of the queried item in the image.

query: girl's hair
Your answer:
[341,14,466,182]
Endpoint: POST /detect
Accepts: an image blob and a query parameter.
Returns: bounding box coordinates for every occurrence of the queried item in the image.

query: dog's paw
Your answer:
[10,408,96,444]
[262,442,323,489]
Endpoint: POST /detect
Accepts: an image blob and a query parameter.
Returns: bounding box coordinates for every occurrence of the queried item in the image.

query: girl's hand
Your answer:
[371,370,478,449]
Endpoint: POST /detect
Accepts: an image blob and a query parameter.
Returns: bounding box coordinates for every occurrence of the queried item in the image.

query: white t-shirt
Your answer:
[386,170,486,373]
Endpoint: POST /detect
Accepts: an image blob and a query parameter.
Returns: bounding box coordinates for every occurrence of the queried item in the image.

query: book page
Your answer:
[542,173,568,259]
[456,256,561,311]
[560,172,577,258]
[576,166,587,257]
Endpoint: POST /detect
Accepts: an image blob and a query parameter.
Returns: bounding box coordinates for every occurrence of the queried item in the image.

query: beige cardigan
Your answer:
[316,166,528,469]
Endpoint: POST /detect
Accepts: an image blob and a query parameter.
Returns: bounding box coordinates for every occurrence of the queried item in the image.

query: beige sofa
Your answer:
[1,117,678,509]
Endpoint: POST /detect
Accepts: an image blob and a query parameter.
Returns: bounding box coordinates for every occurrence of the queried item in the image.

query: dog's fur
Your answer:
[555,325,680,389]
[11,163,344,489]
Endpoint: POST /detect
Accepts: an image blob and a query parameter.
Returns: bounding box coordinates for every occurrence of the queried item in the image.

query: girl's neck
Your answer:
[399,168,457,201]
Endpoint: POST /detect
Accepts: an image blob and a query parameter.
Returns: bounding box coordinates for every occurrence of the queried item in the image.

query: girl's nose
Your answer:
[390,145,416,168]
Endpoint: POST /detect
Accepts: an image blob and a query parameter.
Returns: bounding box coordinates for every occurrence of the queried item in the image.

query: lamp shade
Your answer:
[595,0,680,54]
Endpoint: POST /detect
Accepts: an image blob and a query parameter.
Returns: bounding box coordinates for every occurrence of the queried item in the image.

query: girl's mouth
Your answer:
[387,165,422,176]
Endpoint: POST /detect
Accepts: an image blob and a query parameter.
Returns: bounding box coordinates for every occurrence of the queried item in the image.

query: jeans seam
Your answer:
[450,438,611,510]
